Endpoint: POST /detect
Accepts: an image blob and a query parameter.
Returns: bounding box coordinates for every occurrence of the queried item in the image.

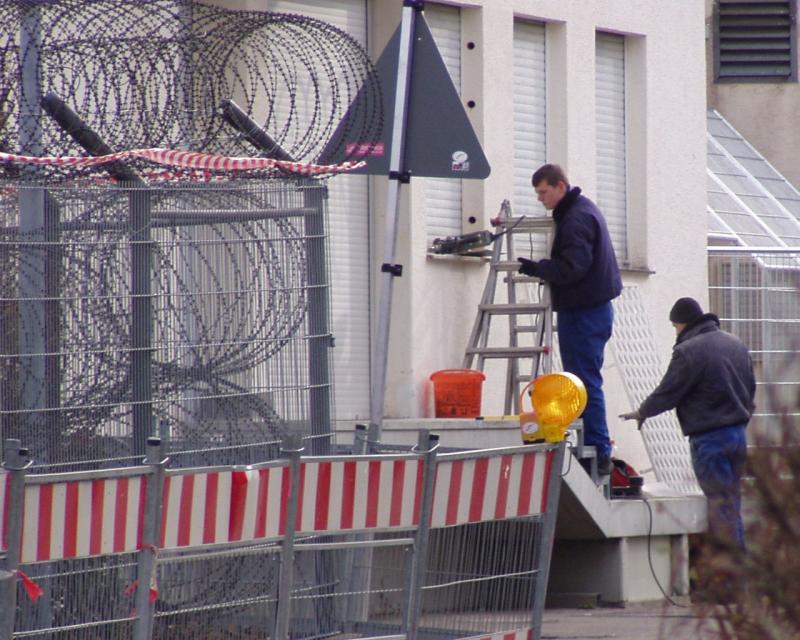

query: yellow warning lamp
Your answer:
[519,372,588,443]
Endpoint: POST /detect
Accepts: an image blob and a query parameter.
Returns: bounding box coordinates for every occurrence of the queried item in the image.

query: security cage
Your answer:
[0,179,334,471]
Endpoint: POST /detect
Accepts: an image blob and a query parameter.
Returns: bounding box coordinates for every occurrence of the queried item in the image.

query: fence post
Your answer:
[133,437,167,640]
[0,439,32,640]
[530,442,565,640]
[342,425,371,629]
[273,434,304,640]
[404,430,439,640]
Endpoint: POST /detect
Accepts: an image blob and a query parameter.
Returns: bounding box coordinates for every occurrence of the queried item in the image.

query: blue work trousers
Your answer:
[690,424,747,552]
[557,301,613,460]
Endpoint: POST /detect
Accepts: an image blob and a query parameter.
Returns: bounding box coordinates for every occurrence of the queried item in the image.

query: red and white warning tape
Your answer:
[0,148,365,176]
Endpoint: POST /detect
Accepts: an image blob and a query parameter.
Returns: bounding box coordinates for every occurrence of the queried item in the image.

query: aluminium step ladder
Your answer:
[461,200,610,493]
[462,200,554,415]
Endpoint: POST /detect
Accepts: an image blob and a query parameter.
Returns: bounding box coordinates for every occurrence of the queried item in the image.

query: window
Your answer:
[595,32,628,260]
[716,0,796,81]
[424,3,463,248]
[512,20,547,218]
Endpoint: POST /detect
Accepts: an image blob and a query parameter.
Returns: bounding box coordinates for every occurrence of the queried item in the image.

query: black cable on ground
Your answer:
[642,495,691,608]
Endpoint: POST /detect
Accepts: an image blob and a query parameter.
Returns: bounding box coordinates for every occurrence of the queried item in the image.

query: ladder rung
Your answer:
[466,346,548,358]
[494,217,553,231]
[478,303,548,315]
[513,326,542,333]
[492,260,531,278]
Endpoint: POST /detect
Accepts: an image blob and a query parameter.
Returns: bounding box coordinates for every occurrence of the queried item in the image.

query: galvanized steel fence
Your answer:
[707,247,800,439]
[0,432,565,640]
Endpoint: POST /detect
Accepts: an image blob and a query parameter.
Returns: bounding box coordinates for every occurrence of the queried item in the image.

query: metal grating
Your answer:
[607,287,700,494]
[716,0,795,80]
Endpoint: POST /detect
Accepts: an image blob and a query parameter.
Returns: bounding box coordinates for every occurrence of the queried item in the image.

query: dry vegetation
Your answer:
[694,391,800,639]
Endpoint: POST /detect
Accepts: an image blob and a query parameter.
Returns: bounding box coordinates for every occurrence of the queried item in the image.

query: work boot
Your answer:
[597,456,613,476]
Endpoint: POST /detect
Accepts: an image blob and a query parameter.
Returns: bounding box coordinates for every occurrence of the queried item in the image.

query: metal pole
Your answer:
[274,434,304,640]
[530,442,565,640]
[404,429,439,640]
[40,93,154,457]
[219,99,333,456]
[369,1,421,437]
[342,425,372,629]
[133,437,167,640]
[0,439,32,640]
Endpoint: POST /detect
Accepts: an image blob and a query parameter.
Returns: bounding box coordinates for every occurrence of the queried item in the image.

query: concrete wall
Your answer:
[706,0,800,189]
[370,1,707,469]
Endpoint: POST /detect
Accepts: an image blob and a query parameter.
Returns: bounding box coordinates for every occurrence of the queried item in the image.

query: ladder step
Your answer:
[492,256,531,278]
[478,303,548,315]
[513,326,542,334]
[466,346,548,358]
[494,217,553,231]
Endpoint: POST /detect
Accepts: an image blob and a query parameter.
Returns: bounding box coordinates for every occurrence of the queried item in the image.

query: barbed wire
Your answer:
[0,0,382,181]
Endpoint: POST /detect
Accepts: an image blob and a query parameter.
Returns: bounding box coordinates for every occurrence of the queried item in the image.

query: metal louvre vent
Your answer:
[717,0,795,80]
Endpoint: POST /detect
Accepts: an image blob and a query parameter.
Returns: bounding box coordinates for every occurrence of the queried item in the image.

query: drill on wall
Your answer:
[430,215,526,255]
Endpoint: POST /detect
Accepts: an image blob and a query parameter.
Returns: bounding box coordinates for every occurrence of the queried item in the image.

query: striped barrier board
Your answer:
[229,465,289,542]
[229,457,424,541]
[457,629,533,640]
[431,450,555,528]
[1,445,558,558]
[295,458,423,535]
[19,475,147,563]
[159,470,233,549]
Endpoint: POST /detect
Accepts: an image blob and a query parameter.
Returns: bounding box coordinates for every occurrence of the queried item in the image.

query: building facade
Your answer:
[226,1,708,456]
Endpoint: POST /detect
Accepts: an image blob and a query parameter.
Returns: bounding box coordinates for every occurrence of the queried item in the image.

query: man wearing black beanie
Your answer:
[620,297,755,557]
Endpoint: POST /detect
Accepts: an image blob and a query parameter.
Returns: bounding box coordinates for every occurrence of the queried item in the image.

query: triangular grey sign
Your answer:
[318,9,490,179]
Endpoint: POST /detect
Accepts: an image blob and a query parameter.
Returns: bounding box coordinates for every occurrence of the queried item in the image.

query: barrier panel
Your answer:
[0,433,564,640]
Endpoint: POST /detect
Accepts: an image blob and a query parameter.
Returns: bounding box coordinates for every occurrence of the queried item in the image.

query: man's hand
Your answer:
[517,257,538,277]
[619,410,645,430]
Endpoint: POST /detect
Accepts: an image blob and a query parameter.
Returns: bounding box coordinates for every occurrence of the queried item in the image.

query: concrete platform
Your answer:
[542,600,720,639]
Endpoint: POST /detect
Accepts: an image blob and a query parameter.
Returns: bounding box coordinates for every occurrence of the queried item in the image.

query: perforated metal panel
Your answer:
[608,287,701,494]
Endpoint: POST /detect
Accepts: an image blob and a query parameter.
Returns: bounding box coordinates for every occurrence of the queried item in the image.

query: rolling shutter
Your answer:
[271,0,370,421]
[423,3,463,247]
[717,0,794,80]
[512,20,547,254]
[595,32,628,261]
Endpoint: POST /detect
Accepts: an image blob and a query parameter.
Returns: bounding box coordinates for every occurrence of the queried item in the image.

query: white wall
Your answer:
[371,1,707,444]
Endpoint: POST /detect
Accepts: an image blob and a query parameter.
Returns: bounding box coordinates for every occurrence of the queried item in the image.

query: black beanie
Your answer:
[669,297,704,324]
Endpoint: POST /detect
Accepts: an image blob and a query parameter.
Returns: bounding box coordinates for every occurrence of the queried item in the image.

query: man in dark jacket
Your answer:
[518,164,623,475]
[620,297,756,551]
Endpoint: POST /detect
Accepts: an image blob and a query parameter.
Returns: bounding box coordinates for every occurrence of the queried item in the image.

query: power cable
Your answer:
[642,495,690,608]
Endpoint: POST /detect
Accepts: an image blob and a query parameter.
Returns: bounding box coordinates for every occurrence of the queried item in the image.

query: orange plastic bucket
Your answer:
[430,369,485,418]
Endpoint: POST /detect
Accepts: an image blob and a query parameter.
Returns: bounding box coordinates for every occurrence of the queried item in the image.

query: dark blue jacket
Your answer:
[638,315,756,437]
[530,187,622,311]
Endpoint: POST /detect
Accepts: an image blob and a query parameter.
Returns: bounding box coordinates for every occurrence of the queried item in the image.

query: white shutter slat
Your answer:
[513,21,546,255]
[424,4,463,246]
[271,0,370,421]
[595,32,628,261]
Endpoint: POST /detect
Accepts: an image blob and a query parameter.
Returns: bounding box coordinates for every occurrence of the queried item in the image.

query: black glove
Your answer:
[517,257,538,277]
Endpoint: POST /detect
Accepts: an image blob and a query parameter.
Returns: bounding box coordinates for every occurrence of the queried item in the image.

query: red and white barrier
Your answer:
[159,471,233,549]
[458,629,533,640]
[1,445,558,560]
[19,475,147,563]
[228,465,289,542]
[431,450,554,528]
[296,458,423,535]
